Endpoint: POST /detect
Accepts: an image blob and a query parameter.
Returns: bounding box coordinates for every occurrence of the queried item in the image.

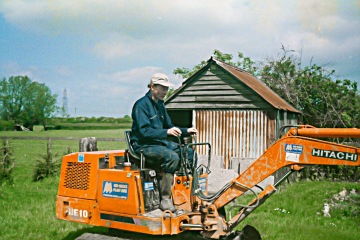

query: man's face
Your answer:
[151,84,169,101]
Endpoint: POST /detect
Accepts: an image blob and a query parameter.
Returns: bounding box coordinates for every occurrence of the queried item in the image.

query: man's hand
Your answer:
[167,127,182,137]
[187,127,198,135]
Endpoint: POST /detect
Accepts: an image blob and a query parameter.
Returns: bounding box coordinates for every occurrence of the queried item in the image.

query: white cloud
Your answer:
[54,65,74,77]
[1,0,359,117]
[295,0,339,33]
[97,66,163,91]
[93,34,140,60]
[2,0,358,63]
[1,0,238,36]
[95,66,183,96]
[1,61,38,79]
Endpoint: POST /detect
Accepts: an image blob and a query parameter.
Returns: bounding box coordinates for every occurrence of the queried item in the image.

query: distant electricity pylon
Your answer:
[62,88,69,117]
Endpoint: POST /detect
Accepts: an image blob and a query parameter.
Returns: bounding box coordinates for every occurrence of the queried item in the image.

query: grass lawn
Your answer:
[237,181,360,240]
[0,128,359,240]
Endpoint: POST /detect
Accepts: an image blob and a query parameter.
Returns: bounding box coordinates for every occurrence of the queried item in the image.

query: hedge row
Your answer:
[46,123,131,130]
[49,116,132,124]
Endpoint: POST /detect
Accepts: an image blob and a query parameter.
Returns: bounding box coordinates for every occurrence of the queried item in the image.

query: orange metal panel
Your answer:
[57,150,125,200]
[57,153,98,199]
[56,196,192,236]
[173,175,193,211]
[172,174,209,212]
[98,211,190,235]
[97,169,143,215]
[56,196,100,225]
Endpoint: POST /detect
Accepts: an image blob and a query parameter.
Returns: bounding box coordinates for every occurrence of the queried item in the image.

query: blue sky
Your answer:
[1,0,359,117]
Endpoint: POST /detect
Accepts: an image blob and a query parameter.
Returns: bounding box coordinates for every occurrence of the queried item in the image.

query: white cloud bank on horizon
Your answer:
[0,0,359,117]
[2,0,358,62]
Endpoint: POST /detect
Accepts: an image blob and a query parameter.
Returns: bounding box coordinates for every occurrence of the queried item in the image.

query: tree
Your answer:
[23,82,59,130]
[33,138,60,181]
[173,60,208,79]
[173,49,259,79]
[260,46,360,128]
[165,88,175,100]
[0,76,59,130]
[0,76,32,121]
[173,48,360,128]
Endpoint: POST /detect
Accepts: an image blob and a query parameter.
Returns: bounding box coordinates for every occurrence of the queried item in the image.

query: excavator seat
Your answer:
[124,130,141,161]
[124,131,141,166]
[124,130,161,171]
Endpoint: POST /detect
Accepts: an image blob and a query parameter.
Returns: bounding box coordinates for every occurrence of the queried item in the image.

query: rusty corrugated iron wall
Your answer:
[195,110,276,167]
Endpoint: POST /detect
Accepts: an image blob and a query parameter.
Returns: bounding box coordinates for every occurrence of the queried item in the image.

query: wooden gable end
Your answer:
[166,62,274,110]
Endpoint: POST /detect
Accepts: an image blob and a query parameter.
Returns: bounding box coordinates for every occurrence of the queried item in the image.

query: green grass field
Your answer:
[2,127,125,139]
[0,128,359,240]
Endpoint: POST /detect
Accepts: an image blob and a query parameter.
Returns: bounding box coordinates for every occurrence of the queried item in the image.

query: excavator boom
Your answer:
[213,125,360,208]
[191,125,359,239]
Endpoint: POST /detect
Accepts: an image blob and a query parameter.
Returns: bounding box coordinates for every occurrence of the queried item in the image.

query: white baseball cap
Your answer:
[150,73,174,87]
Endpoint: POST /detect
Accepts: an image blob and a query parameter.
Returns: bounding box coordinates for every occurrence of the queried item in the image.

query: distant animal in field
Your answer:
[79,137,98,152]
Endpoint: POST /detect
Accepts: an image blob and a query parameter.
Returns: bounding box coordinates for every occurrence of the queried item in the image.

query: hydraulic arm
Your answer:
[195,125,360,239]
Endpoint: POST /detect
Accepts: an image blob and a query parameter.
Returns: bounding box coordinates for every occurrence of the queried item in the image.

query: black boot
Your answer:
[159,173,177,212]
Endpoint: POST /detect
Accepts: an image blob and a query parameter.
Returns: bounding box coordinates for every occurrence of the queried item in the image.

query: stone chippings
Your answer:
[196,155,274,194]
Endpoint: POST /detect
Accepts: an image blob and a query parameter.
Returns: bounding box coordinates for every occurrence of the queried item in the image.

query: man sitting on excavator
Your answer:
[130,73,198,212]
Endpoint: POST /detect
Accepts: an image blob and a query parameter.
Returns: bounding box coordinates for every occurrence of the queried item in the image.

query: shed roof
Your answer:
[166,57,301,114]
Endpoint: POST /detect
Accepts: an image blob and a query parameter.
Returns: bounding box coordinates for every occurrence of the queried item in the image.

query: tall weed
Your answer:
[0,138,15,186]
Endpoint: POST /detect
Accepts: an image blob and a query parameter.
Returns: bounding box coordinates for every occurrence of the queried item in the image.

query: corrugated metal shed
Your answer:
[194,109,274,163]
[165,57,301,168]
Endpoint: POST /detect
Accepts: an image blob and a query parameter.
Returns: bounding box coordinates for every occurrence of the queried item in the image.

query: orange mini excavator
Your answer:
[56,125,360,239]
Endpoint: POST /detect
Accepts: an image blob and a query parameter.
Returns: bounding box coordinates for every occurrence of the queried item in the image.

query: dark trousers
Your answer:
[134,140,196,174]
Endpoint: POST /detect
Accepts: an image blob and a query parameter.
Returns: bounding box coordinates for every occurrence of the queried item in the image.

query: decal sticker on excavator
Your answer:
[285,144,303,162]
[144,182,154,191]
[102,181,129,199]
[312,148,358,161]
[68,207,88,218]
[199,177,207,191]
[78,154,84,162]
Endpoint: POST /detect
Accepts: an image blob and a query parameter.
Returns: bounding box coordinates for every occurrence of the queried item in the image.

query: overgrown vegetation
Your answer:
[33,138,60,181]
[0,138,15,187]
[297,165,360,182]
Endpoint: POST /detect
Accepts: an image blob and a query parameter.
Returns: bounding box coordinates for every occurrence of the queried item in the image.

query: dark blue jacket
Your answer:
[131,91,188,146]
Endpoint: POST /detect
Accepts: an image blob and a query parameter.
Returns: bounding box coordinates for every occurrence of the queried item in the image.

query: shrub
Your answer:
[33,138,60,181]
[0,138,15,186]
[0,120,14,131]
[297,165,360,182]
